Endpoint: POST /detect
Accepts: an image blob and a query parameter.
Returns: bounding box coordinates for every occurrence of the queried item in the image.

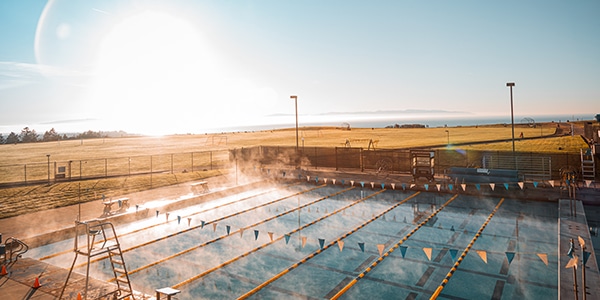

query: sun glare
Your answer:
[88,11,226,135]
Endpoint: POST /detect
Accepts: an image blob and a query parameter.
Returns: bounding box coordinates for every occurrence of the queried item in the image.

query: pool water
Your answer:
[30,182,558,299]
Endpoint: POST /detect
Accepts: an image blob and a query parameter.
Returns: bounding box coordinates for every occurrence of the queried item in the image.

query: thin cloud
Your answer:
[0,61,91,90]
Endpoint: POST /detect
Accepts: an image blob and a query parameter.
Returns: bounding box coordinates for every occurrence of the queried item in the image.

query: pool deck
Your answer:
[559,199,600,299]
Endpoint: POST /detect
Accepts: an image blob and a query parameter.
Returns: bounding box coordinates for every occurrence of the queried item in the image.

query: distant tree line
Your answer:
[0,127,128,144]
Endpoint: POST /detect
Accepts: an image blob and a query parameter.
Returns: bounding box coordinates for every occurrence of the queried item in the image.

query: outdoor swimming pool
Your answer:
[29,182,559,299]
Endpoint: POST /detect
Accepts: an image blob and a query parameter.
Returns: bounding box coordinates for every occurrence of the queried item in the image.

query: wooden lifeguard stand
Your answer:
[59,220,134,300]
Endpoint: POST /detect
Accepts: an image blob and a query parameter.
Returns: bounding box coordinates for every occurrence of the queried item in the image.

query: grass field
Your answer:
[0,123,591,219]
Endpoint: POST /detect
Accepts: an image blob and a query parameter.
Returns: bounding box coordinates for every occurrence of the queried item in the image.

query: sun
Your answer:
[87,11,226,135]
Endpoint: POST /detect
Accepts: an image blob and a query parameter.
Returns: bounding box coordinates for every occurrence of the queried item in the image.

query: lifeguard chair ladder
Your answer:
[581,148,595,182]
[59,220,134,300]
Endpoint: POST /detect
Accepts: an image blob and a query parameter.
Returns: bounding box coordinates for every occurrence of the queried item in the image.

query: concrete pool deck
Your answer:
[2,170,600,299]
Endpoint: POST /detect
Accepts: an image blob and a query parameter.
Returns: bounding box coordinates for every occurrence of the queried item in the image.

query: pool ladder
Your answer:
[59,220,135,300]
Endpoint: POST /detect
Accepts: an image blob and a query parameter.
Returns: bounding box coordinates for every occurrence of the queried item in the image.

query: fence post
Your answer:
[171,154,174,174]
[24,164,27,183]
[210,151,213,170]
[335,147,338,171]
[105,158,107,178]
[360,148,364,172]
[191,152,194,172]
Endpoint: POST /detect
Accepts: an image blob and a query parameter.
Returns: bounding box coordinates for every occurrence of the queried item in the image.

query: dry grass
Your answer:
[0,123,589,219]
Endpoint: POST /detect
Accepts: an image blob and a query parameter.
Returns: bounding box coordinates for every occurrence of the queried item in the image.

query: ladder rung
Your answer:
[114,267,127,274]
[116,277,130,284]
[111,257,124,264]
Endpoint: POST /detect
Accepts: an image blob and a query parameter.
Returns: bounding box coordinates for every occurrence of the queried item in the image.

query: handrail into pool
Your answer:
[237,190,424,300]
[429,198,505,300]
[329,194,460,300]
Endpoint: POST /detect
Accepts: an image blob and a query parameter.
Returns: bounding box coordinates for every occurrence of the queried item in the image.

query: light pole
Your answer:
[290,95,299,153]
[506,82,516,155]
[444,130,449,145]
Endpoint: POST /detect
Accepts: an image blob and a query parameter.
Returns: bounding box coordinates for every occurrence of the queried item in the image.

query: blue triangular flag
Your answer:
[318,238,325,249]
[341,179,345,185]
[449,249,458,261]
[450,225,455,231]
[533,181,539,188]
[285,234,291,244]
[424,184,429,191]
[476,184,481,191]
[400,246,408,258]
[358,242,365,252]
[584,251,591,266]
[201,220,205,229]
[504,183,509,190]
[254,230,259,240]
[448,184,453,191]
[226,225,231,235]
[402,183,406,190]
[360,182,365,188]
[177,216,181,224]
[315,176,319,183]
[506,252,515,264]
[381,183,385,189]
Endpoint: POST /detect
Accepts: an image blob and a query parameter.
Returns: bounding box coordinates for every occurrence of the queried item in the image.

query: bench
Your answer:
[102,197,130,215]
[191,181,210,194]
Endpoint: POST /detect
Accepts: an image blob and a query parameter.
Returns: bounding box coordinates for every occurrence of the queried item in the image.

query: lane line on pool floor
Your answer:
[328,194,459,300]
[66,184,328,269]
[39,186,286,261]
[171,188,389,290]
[117,186,356,280]
[236,191,427,300]
[429,198,505,300]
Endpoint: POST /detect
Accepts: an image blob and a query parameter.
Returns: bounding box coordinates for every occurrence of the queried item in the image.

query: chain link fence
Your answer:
[0,150,230,186]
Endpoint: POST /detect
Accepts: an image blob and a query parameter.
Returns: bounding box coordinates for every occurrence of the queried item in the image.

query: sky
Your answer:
[0,0,599,135]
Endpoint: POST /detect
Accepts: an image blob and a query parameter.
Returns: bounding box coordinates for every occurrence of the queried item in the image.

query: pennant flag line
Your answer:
[254,230,259,240]
[226,225,231,235]
[284,234,291,244]
[268,232,274,242]
[400,246,407,258]
[490,183,495,191]
[423,248,432,261]
[506,252,515,264]
[565,255,578,269]
[449,249,458,261]
[338,240,345,252]
[302,236,307,248]
[377,244,385,256]
[518,182,524,190]
[477,250,487,263]
[358,242,365,252]
[319,238,325,250]
[537,253,549,266]
[212,223,217,232]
